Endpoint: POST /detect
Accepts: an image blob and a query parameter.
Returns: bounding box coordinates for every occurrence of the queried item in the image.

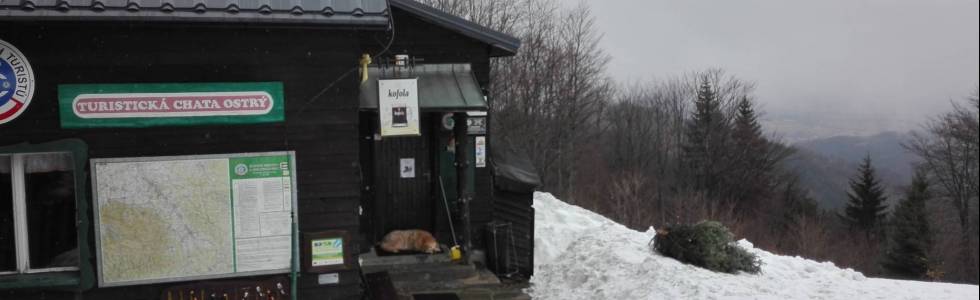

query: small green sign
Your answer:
[229,155,291,180]
[58,82,284,128]
[311,238,344,267]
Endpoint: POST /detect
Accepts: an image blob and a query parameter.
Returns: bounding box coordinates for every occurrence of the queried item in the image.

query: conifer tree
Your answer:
[881,169,933,279]
[728,96,771,205]
[840,155,889,237]
[779,175,820,233]
[683,77,729,196]
[732,97,764,147]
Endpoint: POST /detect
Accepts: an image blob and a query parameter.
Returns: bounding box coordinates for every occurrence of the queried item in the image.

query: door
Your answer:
[372,115,434,241]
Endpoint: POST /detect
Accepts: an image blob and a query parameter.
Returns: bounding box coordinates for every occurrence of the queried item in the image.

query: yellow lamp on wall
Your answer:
[359,54,372,83]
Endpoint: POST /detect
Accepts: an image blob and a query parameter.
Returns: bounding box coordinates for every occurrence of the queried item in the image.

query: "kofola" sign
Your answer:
[59,82,284,128]
[377,78,420,136]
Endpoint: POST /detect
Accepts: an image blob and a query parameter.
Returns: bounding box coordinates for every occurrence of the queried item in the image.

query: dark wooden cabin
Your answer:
[1,0,524,299]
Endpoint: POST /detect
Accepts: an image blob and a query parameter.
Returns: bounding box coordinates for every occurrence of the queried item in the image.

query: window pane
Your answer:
[1,156,15,272]
[24,153,78,269]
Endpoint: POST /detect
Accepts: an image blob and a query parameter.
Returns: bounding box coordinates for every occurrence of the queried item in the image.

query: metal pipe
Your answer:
[453,112,472,252]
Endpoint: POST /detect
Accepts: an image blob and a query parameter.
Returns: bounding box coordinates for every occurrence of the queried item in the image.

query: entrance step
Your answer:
[360,247,527,300]
[409,281,532,300]
[387,263,480,283]
[360,245,455,270]
[392,267,500,294]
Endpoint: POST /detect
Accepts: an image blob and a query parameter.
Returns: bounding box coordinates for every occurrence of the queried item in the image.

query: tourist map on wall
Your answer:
[91,152,296,287]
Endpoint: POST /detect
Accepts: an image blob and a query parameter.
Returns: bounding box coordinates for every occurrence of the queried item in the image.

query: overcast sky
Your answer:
[558,0,979,140]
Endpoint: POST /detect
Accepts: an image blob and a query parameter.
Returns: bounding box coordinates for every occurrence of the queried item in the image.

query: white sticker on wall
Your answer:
[475,136,487,168]
[400,158,415,178]
[318,273,339,285]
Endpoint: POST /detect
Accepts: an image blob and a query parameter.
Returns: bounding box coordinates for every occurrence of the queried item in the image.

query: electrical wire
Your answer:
[284,0,398,173]
[375,0,397,60]
[281,2,396,294]
[296,0,396,115]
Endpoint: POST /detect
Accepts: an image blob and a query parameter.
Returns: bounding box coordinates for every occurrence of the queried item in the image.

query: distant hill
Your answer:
[783,131,919,211]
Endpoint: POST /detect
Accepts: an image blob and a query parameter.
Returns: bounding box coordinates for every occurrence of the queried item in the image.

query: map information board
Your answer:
[91,152,296,287]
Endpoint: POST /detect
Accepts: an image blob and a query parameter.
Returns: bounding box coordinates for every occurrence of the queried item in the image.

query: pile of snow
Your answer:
[528,192,979,299]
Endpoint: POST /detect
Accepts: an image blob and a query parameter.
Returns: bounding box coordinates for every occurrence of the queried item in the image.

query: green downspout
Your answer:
[453,112,473,253]
[291,154,298,300]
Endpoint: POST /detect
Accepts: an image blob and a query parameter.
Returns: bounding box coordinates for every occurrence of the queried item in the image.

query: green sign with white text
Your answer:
[311,238,344,267]
[229,155,292,180]
[58,82,284,128]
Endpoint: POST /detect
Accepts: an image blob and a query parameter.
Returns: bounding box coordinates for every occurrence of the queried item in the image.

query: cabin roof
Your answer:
[0,0,389,26]
[1,0,520,56]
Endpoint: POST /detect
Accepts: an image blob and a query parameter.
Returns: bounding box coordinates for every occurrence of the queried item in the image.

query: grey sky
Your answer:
[560,0,979,140]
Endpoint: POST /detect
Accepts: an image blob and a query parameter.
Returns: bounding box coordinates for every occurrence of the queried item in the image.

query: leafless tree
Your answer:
[607,170,650,228]
[905,88,979,282]
[416,0,525,34]
[482,1,613,201]
[420,0,614,200]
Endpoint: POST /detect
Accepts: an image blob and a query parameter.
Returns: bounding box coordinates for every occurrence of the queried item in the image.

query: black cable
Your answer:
[279,6,398,283]
[295,67,357,115]
[296,0,396,115]
[374,0,397,59]
[287,0,398,151]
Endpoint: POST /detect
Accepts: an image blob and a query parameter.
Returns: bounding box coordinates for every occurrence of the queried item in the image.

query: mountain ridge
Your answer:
[786,131,919,210]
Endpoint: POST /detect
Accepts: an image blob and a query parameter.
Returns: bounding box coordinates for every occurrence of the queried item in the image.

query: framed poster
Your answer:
[378,78,420,136]
[90,152,297,287]
[302,231,353,273]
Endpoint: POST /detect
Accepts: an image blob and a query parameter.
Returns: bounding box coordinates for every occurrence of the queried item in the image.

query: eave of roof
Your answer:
[0,0,520,57]
[389,0,520,57]
[0,0,389,26]
[359,63,488,111]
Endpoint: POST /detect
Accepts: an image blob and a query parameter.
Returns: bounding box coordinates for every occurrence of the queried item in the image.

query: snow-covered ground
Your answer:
[528,192,980,300]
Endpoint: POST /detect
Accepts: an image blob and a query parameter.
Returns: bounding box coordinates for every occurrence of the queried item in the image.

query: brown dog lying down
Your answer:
[379,229,441,254]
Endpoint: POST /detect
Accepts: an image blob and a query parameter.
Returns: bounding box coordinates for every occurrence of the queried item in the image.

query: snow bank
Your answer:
[528,192,979,300]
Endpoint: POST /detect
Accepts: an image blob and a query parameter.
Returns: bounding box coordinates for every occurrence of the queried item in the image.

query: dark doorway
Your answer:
[360,112,464,250]
[368,114,436,242]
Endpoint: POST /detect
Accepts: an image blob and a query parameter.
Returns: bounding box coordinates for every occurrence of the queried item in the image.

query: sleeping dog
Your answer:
[379,229,441,254]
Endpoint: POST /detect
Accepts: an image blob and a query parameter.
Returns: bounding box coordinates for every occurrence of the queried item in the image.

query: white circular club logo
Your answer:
[235,163,249,176]
[0,39,35,125]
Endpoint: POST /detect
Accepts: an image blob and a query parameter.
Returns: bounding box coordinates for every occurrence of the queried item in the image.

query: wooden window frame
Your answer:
[0,139,93,290]
[2,153,81,274]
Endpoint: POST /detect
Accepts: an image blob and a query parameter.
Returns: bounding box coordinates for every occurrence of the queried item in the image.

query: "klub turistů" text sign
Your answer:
[58,82,284,128]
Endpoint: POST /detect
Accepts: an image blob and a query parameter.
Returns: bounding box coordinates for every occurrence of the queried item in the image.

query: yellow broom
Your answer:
[439,176,463,261]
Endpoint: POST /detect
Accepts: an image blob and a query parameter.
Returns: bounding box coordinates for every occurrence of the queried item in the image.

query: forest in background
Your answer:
[418,0,980,283]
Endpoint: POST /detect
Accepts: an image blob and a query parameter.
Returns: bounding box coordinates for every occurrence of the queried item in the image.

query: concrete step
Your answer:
[386,264,478,282]
[404,280,530,300]
[360,245,458,270]
[454,289,530,300]
[359,246,527,300]
[393,268,501,294]
[362,260,473,274]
